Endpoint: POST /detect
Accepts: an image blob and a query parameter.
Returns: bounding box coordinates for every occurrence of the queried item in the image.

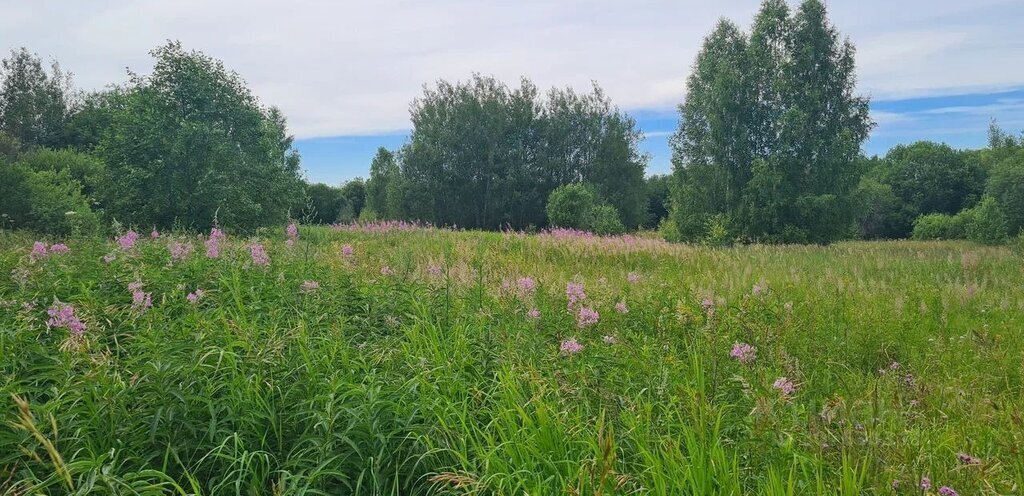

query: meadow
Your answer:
[1,224,1022,495]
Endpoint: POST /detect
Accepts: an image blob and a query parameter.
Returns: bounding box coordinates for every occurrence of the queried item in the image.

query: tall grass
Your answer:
[1,226,1021,494]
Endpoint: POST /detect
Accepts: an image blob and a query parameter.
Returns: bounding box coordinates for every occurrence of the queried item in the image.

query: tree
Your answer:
[644,174,673,228]
[880,141,985,236]
[671,0,871,244]
[0,48,73,148]
[365,147,400,219]
[303,182,348,224]
[546,184,597,229]
[340,178,366,219]
[96,42,302,230]
[987,161,1024,236]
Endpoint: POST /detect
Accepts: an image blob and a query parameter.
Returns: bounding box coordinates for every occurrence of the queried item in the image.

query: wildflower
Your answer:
[700,297,714,311]
[527,308,541,320]
[250,243,270,266]
[627,272,639,284]
[117,230,140,250]
[286,222,299,239]
[752,283,764,296]
[427,265,443,277]
[560,338,583,354]
[956,452,981,465]
[341,244,354,257]
[891,480,899,490]
[517,277,537,295]
[204,228,226,258]
[938,486,958,496]
[150,230,160,239]
[566,282,587,309]
[286,239,295,248]
[102,253,116,264]
[730,342,757,364]
[380,265,394,276]
[186,289,205,304]
[602,335,618,344]
[49,243,69,254]
[614,301,629,314]
[129,282,152,312]
[773,377,796,397]
[169,241,193,262]
[301,280,320,292]
[577,307,599,328]
[47,302,85,336]
[30,241,48,261]
[919,477,931,491]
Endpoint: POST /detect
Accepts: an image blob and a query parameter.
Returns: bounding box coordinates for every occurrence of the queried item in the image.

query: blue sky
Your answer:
[4,0,1023,185]
[296,87,1024,184]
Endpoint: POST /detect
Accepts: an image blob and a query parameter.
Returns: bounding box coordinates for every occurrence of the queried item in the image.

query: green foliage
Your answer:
[546,183,596,229]
[987,160,1024,235]
[0,163,98,235]
[303,182,348,224]
[911,213,965,240]
[398,75,647,230]
[963,195,1008,245]
[852,177,904,239]
[16,147,105,198]
[644,174,673,228]
[671,0,871,244]
[588,204,625,235]
[0,48,72,148]
[95,41,303,231]
[340,178,366,219]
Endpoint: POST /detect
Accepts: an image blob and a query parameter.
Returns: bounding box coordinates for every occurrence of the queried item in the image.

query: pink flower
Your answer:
[250,243,270,266]
[205,228,225,258]
[956,452,981,465]
[285,238,295,248]
[752,283,765,296]
[380,265,394,276]
[730,343,757,364]
[169,241,193,262]
[919,478,931,491]
[527,308,541,320]
[700,298,715,311]
[117,231,140,250]
[614,301,629,314]
[560,338,583,354]
[517,277,537,295]
[566,282,587,309]
[30,241,48,261]
[938,486,958,496]
[102,253,116,264]
[47,302,86,336]
[49,243,69,254]
[627,272,639,284]
[341,244,354,257]
[773,377,796,397]
[186,289,205,304]
[129,282,152,312]
[286,222,299,239]
[577,307,599,328]
[427,265,442,277]
[150,230,160,239]
[301,280,320,292]
[602,335,618,344]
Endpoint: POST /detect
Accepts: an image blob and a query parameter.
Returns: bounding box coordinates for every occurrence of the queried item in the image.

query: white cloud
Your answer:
[1,0,1022,137]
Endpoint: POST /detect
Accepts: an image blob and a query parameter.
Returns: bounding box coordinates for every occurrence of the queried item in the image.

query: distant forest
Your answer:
[2,0,1023,244]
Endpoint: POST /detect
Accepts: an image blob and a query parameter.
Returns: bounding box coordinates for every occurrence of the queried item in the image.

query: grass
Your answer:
[1,224,1022,495]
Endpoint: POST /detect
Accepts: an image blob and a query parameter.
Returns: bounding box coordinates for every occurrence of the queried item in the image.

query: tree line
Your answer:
[3,0,1024,244]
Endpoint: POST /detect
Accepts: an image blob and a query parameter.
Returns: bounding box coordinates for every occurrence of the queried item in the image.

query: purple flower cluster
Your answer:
[380,265,394,276]
[250,243,270,266]
[577,307,599,328]
[627,272,640,284]
[331,220,430,233]
[205,228,226,258]
[117,230,140,251]
[285,222,299,248]
[129,282,152,312]
[49,243,69,254]
[47,302,86,336]
[186,289,205,304]
[341,244,354,257]
[773,377,796,397]
[614,301,629,314]
[527,308,541,320]
[30,241,69,261]
[566,282,587,309]
[730,342,756,364]
[560,338,583,354]
[169,241,193,262]
[427,265,443,277]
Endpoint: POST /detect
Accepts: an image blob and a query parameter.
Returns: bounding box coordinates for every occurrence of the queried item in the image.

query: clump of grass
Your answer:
[0,227,1021,494]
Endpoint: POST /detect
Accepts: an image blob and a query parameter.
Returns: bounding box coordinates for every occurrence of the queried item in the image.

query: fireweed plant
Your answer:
[0,223,1020,495]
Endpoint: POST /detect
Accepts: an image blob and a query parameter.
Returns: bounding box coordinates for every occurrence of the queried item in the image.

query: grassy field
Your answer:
[1,224,1022,495]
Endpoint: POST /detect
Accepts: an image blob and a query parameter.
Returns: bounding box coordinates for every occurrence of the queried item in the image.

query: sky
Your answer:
[2,0,1023,184]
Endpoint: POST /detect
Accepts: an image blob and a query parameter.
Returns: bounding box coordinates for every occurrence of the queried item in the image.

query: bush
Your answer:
[987,162,1024,236]
[21,168,99,235]
[546,184,597,229]
[911,213,964,240]
[703,214,732,246]
[658,216,682,242]
[17,148,105,198]
[589,204,625,235]
[964,196,1009,245]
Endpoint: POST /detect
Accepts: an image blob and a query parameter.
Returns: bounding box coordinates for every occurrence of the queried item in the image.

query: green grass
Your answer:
[1,226,1022,495]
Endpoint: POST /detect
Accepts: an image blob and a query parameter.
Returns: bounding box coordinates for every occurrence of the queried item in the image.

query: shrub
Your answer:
[703,214,732,246]
[987,162,1024,236]
[588,204,625,235]
[21,168,99,235]
[964,196,1009,245]
[658,216,682,242]
[911,213,964,240]
[546,184,596,229]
